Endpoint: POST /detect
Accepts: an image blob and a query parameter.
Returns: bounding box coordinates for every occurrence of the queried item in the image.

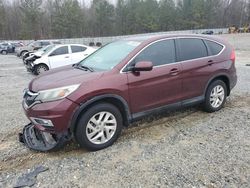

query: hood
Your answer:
[32,51,42,57]
[29,66,104,92]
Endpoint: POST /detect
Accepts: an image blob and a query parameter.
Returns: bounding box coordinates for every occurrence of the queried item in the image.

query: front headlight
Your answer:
[35,84,80,102]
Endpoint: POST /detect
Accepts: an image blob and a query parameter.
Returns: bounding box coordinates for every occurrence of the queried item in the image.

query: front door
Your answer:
[48,46,72,69]
[126,39,182,114]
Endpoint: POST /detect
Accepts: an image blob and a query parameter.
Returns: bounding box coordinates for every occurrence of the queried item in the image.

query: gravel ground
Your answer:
[0,34,250,188]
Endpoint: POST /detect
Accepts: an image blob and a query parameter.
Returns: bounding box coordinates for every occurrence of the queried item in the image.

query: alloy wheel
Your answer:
[86,111,117,145]
[210,85,225,108]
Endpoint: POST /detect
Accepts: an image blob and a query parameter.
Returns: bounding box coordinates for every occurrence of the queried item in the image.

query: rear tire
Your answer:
[203,80,227,113]
[34,64,49,75]
[75,103,123,151]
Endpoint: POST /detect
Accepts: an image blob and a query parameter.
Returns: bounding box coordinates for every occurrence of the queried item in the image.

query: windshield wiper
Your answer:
[75,64,94,72]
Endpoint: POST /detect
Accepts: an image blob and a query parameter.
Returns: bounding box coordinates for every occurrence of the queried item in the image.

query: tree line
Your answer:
[0,0,250,40]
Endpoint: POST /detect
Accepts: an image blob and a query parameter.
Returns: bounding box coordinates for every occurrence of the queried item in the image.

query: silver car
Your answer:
[16,40,61,57]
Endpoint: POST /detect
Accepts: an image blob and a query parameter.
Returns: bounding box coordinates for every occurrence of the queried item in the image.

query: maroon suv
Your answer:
[19,34,237,152]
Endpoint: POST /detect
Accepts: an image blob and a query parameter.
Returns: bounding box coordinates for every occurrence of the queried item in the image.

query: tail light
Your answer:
[230,49,235,63]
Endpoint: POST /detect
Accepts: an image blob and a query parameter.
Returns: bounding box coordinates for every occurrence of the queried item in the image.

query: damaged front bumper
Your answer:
[24,61,35,72]
[19,123,71,152]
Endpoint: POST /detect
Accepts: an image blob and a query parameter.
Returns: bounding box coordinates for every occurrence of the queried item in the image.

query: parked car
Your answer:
[23,45,55,63]
[202,30,214,35]
[0,43,11,54]
[25,44,96,75]
[19,34,237,152]
[0,42,18,54]
[16,40,61,57]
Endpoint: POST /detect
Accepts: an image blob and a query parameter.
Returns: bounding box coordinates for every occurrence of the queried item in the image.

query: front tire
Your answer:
[1,50,7,55]
[20,51,28,57]
[203,80,227,112]
[75,103,123,151]
[34,64,49,75]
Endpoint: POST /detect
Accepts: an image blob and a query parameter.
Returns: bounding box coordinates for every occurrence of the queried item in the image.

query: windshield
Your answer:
[78,40,141,71]
[42,45,58,55]
[39,45,55,55]
[27,41,35,47]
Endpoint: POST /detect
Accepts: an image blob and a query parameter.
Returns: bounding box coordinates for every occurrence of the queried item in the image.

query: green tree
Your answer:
[0,0,6,39]
[115,0,128,35]
[93,0,115,36]
[135,0,160,33]
[51,0,83,38]
[159,0,176,31]
[20,0,43,39]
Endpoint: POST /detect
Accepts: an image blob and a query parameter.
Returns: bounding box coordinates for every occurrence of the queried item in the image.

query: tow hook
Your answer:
[19,123,71,152]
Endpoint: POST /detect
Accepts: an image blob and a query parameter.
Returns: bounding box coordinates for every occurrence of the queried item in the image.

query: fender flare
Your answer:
[203,73,231,96]
[69,94,132,133]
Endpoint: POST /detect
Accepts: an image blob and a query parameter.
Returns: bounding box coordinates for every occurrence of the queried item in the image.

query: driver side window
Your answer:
[50,46,69,56]
[133,39,176,67]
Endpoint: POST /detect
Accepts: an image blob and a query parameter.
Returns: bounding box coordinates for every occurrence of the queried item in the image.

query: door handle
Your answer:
[169,68,179,75]
[65,56,69,58]
[207,60,214,65]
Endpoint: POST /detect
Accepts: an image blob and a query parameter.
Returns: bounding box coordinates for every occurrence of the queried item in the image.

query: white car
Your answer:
[30,44,96,75]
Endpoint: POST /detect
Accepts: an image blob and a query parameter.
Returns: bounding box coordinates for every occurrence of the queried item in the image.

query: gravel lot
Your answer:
[0,34,250,188]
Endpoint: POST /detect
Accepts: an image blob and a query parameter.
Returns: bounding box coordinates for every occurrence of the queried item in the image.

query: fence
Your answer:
[2,28,228,46]
[59,28,228,45]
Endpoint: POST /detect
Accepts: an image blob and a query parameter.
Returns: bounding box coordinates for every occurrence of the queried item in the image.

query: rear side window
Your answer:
[52,41,61,44]
[41,41,50,46]
[71,45,87,53]
[178,38,208,61]
[50,46,68,56]
[33,42,41,47]
[134,39,176,66]
[204,40,223,55]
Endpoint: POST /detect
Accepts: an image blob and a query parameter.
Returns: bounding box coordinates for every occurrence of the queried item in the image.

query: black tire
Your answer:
[203,80,227,113]
[20,51,28,57]
[75,103,123,151]
[1,50,7,55]
[34,64,49,75]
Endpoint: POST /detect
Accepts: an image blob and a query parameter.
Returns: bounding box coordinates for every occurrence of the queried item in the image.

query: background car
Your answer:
[202,30,214,35]
[16,40,61,57]
[26,44,96,75]
[23,45,55,63]
[0,43,11,54]
[0,42,23,54]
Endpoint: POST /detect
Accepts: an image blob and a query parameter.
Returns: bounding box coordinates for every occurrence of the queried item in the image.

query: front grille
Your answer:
[23,89,38,107]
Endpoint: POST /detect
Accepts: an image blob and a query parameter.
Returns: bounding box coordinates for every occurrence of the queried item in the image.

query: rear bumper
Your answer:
[230,73,237,90]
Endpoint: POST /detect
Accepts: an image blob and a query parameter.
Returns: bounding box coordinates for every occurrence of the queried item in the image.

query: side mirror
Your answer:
[128,61,153,72]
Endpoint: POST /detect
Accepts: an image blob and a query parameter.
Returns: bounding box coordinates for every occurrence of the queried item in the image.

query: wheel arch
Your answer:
[69,94,132,134]
[20,50,28,55]
[205,74,231,96]
[34,63,49,75]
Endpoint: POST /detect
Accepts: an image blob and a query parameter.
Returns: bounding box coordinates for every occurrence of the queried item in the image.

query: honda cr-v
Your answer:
[19,34,237,152]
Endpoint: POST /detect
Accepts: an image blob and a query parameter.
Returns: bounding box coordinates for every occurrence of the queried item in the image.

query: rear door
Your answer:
[126,39,182,114]
[48,46,71,68]
[176,38,214,100]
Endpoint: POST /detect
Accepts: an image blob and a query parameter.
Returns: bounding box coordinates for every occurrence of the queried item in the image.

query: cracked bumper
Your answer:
[19,123,71,152]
